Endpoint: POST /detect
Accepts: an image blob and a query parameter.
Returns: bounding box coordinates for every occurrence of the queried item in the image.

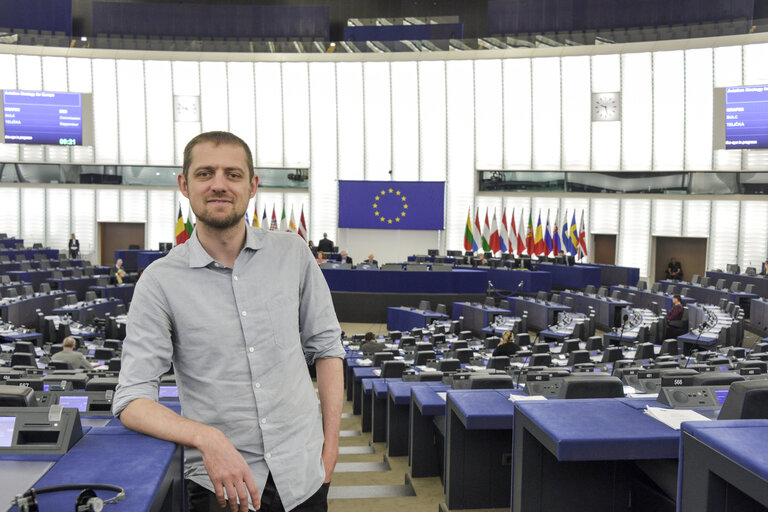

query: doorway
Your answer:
[592,234,617,265]
[653,237,708,283]
[100,222,145,265]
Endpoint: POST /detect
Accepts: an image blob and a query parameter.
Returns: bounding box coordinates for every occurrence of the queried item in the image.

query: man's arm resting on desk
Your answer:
[315,357,344,483]
[119,398,259,512]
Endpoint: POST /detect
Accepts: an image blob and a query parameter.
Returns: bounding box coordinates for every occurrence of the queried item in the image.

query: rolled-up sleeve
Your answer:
[298,244,344,363]
[112,270,175,417]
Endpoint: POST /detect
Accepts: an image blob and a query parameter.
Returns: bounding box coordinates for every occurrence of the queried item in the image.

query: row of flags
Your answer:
[464,207,588,260]
[176,203,309,245]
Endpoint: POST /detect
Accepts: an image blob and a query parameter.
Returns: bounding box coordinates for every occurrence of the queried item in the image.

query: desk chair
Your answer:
[13,341,35,354]
[634,342,655,360]
[611,289,622,300]
[745,283,755,294]
[602,346,624,363]
[435,303,447,315]
[531,353,552,367]
[437,358,461,373]
[516,333,531,346]
[454,348,473,364]
[108,358,121,371]
[379,361,406,378]
[557,375,624,399]
[637,281,648,291]
[85,376,119,391]
[484,336,501,350]
[0,385,37,406]
[680,287,690,297]
[691,372,744,387]
[659,339,678,356]
[719,380,768,419]
[11,353,36,368]
[567,350,591,366]
[650,282,661,293]
[597,287,608,297]
[469,374,515,389]
[414,351,436,366]
[372,352,394,366]
[499,299,510,310]
[418,300,431,311]
[536,291,549,301]
[584,285,597,294]
[487,356,510,370]
[665,285,677,295]
[559,339,580,355]
[585,336,602,351]
[564,296,574,308]
[47,360,73,370]
[691,274,700,284]
[484,296,495,307]
[451,340,469,351]
[730,281,741,292]
[699,277,710,287]
[550,293,560,303]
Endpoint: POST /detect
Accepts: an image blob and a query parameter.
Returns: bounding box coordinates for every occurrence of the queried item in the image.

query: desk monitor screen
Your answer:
[59,395,88,412]
[0,416,15,447]
[159,385,178,398]
[715,388,729,405]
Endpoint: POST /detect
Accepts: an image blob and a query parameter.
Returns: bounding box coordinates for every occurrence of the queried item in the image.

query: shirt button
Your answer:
[234,276,238,281]
[261,418,267,424]
[241,311,247,317]
[249,347,254,353]
[265,453,271,459]
[255,383,261,388]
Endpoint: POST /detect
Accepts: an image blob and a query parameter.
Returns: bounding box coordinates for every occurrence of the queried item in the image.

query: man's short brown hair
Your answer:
[182,131,254,180]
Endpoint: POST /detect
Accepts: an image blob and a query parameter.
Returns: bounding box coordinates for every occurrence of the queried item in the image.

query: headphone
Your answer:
[12,484,126,512]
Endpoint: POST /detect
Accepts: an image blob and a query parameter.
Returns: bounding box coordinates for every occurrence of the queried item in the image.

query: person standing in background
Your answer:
[68,233,80,259]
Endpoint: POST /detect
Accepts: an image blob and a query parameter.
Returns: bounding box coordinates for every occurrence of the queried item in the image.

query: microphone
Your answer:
[618,312,629,340]
[514,354,530,389]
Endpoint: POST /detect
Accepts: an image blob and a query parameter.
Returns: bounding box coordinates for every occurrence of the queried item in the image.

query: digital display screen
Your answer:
[715,389,729,405]
[725,85,768,149]
[2,90,84,145]
[718,365,730,372]
[58,395,88,412]
[0,416,15,447]
[159,385,178,398]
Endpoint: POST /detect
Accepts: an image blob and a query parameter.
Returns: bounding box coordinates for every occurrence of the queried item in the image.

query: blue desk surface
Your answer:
[533,263,602,289]
[485,268,552,293]
[352,366,380,381]
[322,267,488,294]
[388,380,445,405]
[16,426,178,511]
[682,420,768,481]
[515,398,679,461]
[387,307,448,331]
[447,389,518,430]
[412,384,451,416]
[373,378,401,399]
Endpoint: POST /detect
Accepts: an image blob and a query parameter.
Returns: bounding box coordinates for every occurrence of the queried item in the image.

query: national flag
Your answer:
[562,209,572,254]
[280,205,288,232]
[517,209,526,255]
[510,209,519,255]
[252,203,259,228]
[525,210,534,255]
[544,209,553,255]
[298,206,308,240]
[262,206,267,229]
[269,206,278,231]
[552,211,561,257]
[499,208,510,254]
[489,210,501,254]
[463,208,475,252]
[534,211,545,256]
[481,209,491,253]
[578,209,589,259]
[185,205,194,236]
[569,211,579,254]
[289,206,297,233]
[473,208,482,254]
[175,205,190,245]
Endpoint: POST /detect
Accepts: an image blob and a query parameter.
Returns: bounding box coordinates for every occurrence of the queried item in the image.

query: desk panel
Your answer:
[707,270,768,299]
[533,263,602,289]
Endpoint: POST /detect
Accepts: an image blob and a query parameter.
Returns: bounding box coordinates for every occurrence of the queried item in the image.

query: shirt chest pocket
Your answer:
[266,295,301,350]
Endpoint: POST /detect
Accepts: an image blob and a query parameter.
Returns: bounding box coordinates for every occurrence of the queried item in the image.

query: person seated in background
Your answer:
[110,258,126,284]
[492,331,521,358]
[307,240,318,257]
[474,253,488,266]
[115,268,127,284]
[360,332,386,355]
[665,257,682,281]
[51,336,93,370]
[316,250,327,264]
[361,253,378,267]
[338,250,353,264]
[317,233,334,253]
[761,258,768,276]
[666,295,684,327]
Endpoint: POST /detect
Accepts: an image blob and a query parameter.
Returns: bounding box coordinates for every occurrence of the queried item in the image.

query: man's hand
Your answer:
[321,441,339,483]
[198,428,260,512]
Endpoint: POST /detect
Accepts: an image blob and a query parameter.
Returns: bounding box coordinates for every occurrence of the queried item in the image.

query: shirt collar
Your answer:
[187,224,266,268]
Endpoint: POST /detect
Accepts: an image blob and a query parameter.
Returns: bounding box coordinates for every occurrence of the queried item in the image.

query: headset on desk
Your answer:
[12,483,126,512]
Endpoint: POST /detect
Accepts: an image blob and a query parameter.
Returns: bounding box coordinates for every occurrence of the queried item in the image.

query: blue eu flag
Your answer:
[338,181,445,230]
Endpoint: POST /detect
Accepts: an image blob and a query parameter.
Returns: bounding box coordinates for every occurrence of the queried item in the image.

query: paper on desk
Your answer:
[436,392,447,401]
[644,406,711,430]
[373,369,381,376]
[508,394,547,402]
[357,358,373,366]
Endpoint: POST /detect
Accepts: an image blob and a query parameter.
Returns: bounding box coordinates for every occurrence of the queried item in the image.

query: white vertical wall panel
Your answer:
[46,188,70,252]
[418,60,447,181]
[709,200,739,271]
[16,55,42,90]
[685,48,714,170]
[445,60,475,251]
[653,51,685,170]
[254,62,284,167]
[390,61,419,181]
[336,62,365,180]
[619,199,651,277]
[148,190,175,252]
[67,58,92,92]
[92,59,119,164]
[739,201,768,270]
[144,61,175,166]
[21,188,45,246]
[561,56,591,170]
[116,60,147,165]
[652,199,682,236]
[226,62,257,158]
[308,62,338,243]
[502,58,532,170]
[96,189,119,222]
[0,55,18,162]
[474,59,503,170]
[590,198,619,234]
[172,61,202,166]
[363,62,392,181]
[42,56,67,91]
[282,62,310,169]
[199,61,229,134]
[531,57,561,169]
[0,188,20,237]
[743,44,768,171]
[713,46,743,171]
[683,200,711,238]
[120,189,147,223]
[621,53,652,170]
[72,189,96,262]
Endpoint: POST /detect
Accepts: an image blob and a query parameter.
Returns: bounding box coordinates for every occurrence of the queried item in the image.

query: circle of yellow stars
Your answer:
[372,188,408,224]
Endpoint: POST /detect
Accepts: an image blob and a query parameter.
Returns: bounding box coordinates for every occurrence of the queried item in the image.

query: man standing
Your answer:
[113,131,345,512]
[68,233,80,259]
[317,233,334,253]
